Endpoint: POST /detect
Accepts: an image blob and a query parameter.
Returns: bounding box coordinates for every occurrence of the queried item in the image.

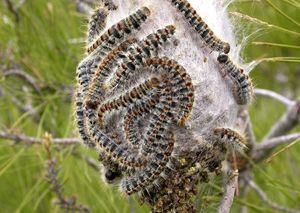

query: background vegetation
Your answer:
[0,0,299,212]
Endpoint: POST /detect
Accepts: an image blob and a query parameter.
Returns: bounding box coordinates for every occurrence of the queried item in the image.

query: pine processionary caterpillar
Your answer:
[213,127,247,153]
[120,132,175,195]
[217,54,253,105]
[86,7,151,54]
[85,38,138,110]
[87,6,109,45]
[168,0,230,53]
[146,57,194,126]
[105,25,176,90]
[97,77,160,126]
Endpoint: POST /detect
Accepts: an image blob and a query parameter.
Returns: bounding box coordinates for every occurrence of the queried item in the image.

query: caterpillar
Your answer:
[86,7,151,54]
[120,132,175,195]
[87,6,108,45]
[168,0,230,53]
[85,38,138,110]
[213,127,247,153]
[123,95,160,147]
[76,7,150,148]
[217,54,253,105]
[75,1,240,201]
[105,25,176,90]
[146,57,194,126]
[97,77,160,127]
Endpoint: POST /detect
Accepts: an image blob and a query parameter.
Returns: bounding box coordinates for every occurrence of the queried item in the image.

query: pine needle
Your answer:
[252,41,300,49]
[230,12,300,37]
[265,0,300,27]
[266,139,300,163]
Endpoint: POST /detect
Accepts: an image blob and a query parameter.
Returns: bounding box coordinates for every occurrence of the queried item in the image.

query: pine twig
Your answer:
[264,101,300,140]
[247,180,300,213]
[4,0,20,23]
[44,134,90,213]
[218,170,239,213]
[3,68,41,93]
[254,89,294,107]
[45,158,90,212]
[0,131,80,145]
[255,133,300,151]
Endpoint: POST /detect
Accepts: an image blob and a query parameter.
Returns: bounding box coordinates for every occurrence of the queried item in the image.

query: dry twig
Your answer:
[218,170,239,213]
[3,68,41,93]
[44,133,90,212]
[4,0,20,23]
[255,88,294,106]
[0,131,80,145]
[247,180,300,213]
[255,133,300,151]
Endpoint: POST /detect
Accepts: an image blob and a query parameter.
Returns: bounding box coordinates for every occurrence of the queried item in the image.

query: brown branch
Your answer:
[4,0,20,23]
[85,157,100,171]
[44,135,90,212]
[218,169,239,213]
[3,68,41,93]
[0,131,80,145]
[247,180,300,213]
[256,133,300,151]
[45,158,90,212]
[73,0,93,15]
[265,101,300,140]
[255,89,294,107]
[245,113,256,148]
[250,91,300,161]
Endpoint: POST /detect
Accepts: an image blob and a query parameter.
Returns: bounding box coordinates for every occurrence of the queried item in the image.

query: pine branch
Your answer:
[247,180,300,213]
[4,0,20,23]
[255,133,300,151]
[2,68,41,93]
[254,89,294,107]
[45,158,90,212]
[44,135,90,212]
[218,170,239,213]
[264,101,300,140]
[0,131,80,145]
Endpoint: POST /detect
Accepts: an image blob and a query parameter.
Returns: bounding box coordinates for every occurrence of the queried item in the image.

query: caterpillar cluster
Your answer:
[75,0,252,206]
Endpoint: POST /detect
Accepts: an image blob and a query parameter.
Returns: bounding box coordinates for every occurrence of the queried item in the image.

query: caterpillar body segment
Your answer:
[75,89,96,148]
[85,39,137,110]
[87,7,151,54]
[97,77,161,126]
[87,111,146,168]
[120,133,175,195]
[123,95,160,147]
[106,25,176,90]
[87,6,109,45]
[102,0,118,11]
[139,74,176,155]
[146,57,195,126]
[217,54,253,105]
[213,127,247,153]
[168,0,230,53]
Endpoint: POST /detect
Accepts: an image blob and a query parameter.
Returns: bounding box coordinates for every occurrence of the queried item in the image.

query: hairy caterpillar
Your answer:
[87,7,151,54]
[75,1,247,207]
[105,25,176,90]
[217,54,253,105]
[168,0,230,53]
[213,127,247,153]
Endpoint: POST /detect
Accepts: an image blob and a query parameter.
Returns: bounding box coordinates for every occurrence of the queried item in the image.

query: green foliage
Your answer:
[0,0,299,212]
